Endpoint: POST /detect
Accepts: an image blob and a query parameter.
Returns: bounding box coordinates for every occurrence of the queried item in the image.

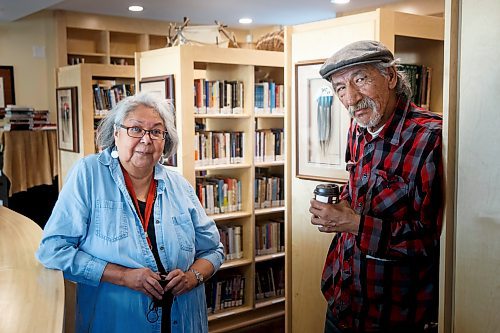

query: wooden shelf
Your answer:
[220,258,253,270]
[255,252,285,262]
[255,296,285,309]
[208,305,253,322]
[255,160,285,167]
[194,114,251,119]
[67,51,106,57]
[210,211,252,222]
[254,113,285,118]
[195,163,251,171]
[255,206,285,215]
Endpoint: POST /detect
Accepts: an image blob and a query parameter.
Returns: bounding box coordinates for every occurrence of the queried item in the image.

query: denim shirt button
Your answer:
[173,320,178,325]
[155,219,160,224]
[159,246,164,251]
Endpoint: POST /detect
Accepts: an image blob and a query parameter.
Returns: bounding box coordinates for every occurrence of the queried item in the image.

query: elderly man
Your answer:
[309,40,443,333]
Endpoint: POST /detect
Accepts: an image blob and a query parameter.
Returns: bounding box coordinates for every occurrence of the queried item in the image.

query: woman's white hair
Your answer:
[95,91,178,158]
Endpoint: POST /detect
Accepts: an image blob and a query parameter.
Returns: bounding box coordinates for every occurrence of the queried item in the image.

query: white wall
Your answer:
[0,11,57,121]
[454,0,500,331]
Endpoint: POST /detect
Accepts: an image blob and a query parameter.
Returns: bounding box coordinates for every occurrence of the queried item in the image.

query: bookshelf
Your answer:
[54,11,174,68]
[56,63,135,181]
[136,45,287,332]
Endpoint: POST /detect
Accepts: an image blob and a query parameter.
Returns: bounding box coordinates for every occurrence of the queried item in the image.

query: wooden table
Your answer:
[0,206,64,332]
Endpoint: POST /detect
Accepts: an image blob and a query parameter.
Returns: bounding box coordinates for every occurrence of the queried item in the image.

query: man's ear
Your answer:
[388,66,398,89]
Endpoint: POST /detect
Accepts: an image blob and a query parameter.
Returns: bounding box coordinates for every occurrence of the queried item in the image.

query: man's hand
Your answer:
[309,199,360,235]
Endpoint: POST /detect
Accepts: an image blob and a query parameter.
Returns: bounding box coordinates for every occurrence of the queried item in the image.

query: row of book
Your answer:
[218,225,243,261]
[397,64,433,109]
[195,176,242,215]
[255,128,284,163]
[194,131,245,166]
[256,219,285,256]
[256,264,285,300]
[254,81,285,115]
[93,82,134,116]
[194,79,244,114]
[0,105,55,131]
[205,275,245,314]
[254,173,285,209]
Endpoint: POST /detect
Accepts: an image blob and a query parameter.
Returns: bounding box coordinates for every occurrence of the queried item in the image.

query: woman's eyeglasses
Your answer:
[119,125,167,140]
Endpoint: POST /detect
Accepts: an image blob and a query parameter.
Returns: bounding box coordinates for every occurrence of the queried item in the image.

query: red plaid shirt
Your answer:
[322,96,443,332]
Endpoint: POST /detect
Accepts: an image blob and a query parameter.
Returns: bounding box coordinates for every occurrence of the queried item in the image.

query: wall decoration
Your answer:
[0,66,15,109]
[295,61,350,182]
[56,87,79,153]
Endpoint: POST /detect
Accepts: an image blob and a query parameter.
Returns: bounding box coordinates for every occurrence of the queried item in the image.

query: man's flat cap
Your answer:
[319,40,394,79]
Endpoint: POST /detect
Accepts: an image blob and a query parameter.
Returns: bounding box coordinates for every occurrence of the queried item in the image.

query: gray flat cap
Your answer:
[319,40,394,79]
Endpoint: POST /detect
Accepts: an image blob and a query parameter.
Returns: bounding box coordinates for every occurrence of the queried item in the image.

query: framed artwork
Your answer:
[295,61,350,182]
[139,75,175,103]
[56,87,79,153]
[0,66,16,109]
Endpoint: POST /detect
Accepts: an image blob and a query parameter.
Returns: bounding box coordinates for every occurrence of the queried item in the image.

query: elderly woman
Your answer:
[36,92,224,333]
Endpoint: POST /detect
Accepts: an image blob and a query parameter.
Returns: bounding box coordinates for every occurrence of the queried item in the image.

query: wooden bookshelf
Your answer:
[136,45,287,332]
[55,10,175,68]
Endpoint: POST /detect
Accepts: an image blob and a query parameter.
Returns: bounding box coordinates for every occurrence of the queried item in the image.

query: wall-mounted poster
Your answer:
[56,87,79,153]
[295,61,350,182]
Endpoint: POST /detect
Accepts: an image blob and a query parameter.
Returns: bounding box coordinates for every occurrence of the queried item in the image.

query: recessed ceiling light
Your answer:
[239,18,253,24]
[331,0,350,4]
[128,5,143,12]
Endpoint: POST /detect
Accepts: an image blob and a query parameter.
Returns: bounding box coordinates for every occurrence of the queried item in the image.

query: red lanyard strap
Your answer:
[121,165,156,248]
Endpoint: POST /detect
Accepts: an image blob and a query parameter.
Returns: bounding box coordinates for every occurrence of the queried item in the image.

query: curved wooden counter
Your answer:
[0,206,64,332]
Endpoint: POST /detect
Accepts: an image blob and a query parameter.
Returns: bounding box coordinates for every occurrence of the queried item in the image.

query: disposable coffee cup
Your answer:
[314,184,340,204]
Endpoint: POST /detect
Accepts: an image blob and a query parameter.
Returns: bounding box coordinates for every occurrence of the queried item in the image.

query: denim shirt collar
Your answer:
[98,147,168,193]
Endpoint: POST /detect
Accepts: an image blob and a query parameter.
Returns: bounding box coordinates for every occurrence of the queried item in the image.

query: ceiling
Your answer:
[0,0,441,27]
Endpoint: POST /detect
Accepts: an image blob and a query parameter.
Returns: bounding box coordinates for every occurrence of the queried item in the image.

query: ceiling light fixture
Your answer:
[239,18,253,24]
[128,5,144,12]
[330,0,350,4]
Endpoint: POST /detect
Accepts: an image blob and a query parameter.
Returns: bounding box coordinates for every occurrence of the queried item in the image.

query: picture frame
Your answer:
[0,66,16,110]
[295,61,350,182]
[56,87,79,153]
[139,75,177,167]
[139,75,175,103]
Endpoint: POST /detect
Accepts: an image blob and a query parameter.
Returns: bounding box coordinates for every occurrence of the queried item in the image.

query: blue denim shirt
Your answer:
[36,148,224,333]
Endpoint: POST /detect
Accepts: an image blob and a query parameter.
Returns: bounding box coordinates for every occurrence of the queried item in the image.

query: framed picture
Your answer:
[139,75,177,167]
[139,75,175,103]
[295,61,350,182]
[56,87,79,153]
[0,66,15,109]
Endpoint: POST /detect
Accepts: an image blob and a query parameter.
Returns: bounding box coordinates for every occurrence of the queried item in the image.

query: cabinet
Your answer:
[55,10,173,67]
[136,45,287,332]
[56,64,135,181]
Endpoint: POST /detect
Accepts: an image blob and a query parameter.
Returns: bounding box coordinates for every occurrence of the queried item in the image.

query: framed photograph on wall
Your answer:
[0,66,16,110]
[139,75,177,167]
[56,87,79,153]
[139,75,175,103]
[295,61,350,182]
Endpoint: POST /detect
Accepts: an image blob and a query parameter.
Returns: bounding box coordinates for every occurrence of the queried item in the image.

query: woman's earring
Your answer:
[111,149,119,159]
[158,155,165,164]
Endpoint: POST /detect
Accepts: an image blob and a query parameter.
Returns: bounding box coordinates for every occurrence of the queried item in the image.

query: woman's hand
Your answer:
[102,264,165,300]
[121,267,165,300]
[164,269,198,296]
